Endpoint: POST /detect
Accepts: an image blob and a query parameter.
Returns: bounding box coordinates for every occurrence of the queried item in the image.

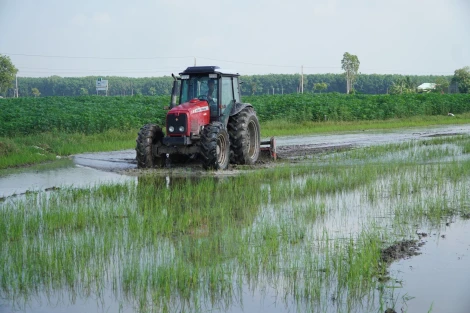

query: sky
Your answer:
[0,0,469,78]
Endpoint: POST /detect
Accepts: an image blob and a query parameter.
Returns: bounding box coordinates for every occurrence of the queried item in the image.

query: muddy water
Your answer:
[389,220,470,312]
[0,282,298,313]
[276,124,470,148]
[0,163,134,198]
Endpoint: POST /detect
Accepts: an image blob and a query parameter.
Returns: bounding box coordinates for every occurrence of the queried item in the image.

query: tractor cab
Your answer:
[172,66,242,125]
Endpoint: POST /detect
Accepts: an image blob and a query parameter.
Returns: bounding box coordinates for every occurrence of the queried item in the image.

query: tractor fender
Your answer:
[230,102,253,116]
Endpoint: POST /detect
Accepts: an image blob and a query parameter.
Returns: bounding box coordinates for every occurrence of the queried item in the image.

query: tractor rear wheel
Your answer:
[200,122,230,170]
[228,107,261,165]
[136,124,165,168]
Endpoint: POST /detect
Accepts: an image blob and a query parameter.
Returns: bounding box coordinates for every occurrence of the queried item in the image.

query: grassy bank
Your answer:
[0,129,137,169]
[261,113,470,136]
[2,114,470,169]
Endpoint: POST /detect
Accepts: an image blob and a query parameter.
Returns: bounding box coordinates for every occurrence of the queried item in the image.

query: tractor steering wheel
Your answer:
[198,95,216,105]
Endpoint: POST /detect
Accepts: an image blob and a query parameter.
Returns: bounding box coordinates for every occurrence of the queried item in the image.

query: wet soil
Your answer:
[275,143,353,159]
[75,124,470,174]
[380,239,424,264]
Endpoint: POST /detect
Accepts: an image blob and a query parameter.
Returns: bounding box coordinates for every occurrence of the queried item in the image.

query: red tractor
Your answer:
[136,66,268,170]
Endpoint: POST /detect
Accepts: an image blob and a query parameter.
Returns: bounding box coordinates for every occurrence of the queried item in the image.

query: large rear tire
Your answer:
[228,107,261,165]
[200,122,230,170]
[136,124,165,168]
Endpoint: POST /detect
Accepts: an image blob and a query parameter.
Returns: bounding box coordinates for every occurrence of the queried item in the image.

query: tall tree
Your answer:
[452,66,470,93]
[389,77,416,94]
[0,55,18,95]
[79,87,89,95]
[341,52,360,94]
[313,82,328,93]
[434,77,450,94]
[31,87,41,97]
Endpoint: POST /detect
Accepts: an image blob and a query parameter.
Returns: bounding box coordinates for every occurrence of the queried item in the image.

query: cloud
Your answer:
[71,13,87,26]
[92,12,111,24]
[70,12,111,26]
[311,0,338,17]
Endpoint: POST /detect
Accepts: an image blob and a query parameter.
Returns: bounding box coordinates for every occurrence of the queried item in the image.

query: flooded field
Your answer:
[1,126,470,313]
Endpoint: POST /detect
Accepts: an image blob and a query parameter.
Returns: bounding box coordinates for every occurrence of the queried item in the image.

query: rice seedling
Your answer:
[1,135,470,312]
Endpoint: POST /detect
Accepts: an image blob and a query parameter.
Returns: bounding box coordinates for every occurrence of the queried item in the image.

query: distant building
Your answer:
[417,83,436,93]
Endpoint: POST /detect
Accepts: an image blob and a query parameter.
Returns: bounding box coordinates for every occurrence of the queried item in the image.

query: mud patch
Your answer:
[421,132,460,138]
[276,143,353,159]
[461,212,470,220]
[377,239,426,284]
[381,239,424,264]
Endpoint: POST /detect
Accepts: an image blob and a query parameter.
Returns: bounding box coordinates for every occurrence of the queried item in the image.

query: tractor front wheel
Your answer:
[136,124,166,168]
[200,122,230,170]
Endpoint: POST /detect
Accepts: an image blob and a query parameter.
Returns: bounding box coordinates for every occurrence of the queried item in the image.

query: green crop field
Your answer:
[0,95,168,136]
[247,93,470,123]
[1,93,470,137]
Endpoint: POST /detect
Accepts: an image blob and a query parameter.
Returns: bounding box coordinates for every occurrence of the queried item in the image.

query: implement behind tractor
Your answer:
[136,66,276,170]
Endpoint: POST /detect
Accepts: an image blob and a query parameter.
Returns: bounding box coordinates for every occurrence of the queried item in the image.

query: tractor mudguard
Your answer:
[230,102,253,117]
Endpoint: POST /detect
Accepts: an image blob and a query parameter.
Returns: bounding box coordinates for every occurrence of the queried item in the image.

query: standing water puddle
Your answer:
[0,162,135,199]
[388,219,470,312]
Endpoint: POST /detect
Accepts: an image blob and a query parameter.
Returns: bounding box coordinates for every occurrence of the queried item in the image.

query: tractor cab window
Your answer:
[233,77,240,103]
[180,76,218,108]
[221,77,234,115]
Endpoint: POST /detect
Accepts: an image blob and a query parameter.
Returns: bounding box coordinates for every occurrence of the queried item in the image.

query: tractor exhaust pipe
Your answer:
[170,74,179,109]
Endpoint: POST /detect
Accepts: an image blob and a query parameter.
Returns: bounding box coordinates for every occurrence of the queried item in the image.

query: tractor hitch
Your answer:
[260,137,277,160]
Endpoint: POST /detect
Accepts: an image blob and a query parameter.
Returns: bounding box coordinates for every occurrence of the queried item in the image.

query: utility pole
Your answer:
[194,57,197,66]
[301,65,304,94]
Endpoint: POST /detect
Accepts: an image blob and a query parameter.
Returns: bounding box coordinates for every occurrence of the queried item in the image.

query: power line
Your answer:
[16,65,181,71]
[4,52,455,76]
[5,52,340,69]
[17,68,181,74]
[1,52,193,60]
[196,56,300,68]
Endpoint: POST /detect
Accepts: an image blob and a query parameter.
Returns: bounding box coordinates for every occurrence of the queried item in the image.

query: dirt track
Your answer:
[73,124,470,173]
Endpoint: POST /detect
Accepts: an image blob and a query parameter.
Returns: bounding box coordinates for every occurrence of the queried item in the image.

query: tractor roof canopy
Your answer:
[180,66,239,77]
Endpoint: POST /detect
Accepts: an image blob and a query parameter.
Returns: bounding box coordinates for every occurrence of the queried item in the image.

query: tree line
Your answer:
[1,53,469,97]
[1,73,459,98]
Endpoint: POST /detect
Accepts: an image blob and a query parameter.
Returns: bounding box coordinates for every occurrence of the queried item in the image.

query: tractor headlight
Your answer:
[178,126,185,132]
[168,126,174,132]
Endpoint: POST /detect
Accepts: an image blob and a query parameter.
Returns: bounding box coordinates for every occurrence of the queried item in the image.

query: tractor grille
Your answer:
[167,113,188,135]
